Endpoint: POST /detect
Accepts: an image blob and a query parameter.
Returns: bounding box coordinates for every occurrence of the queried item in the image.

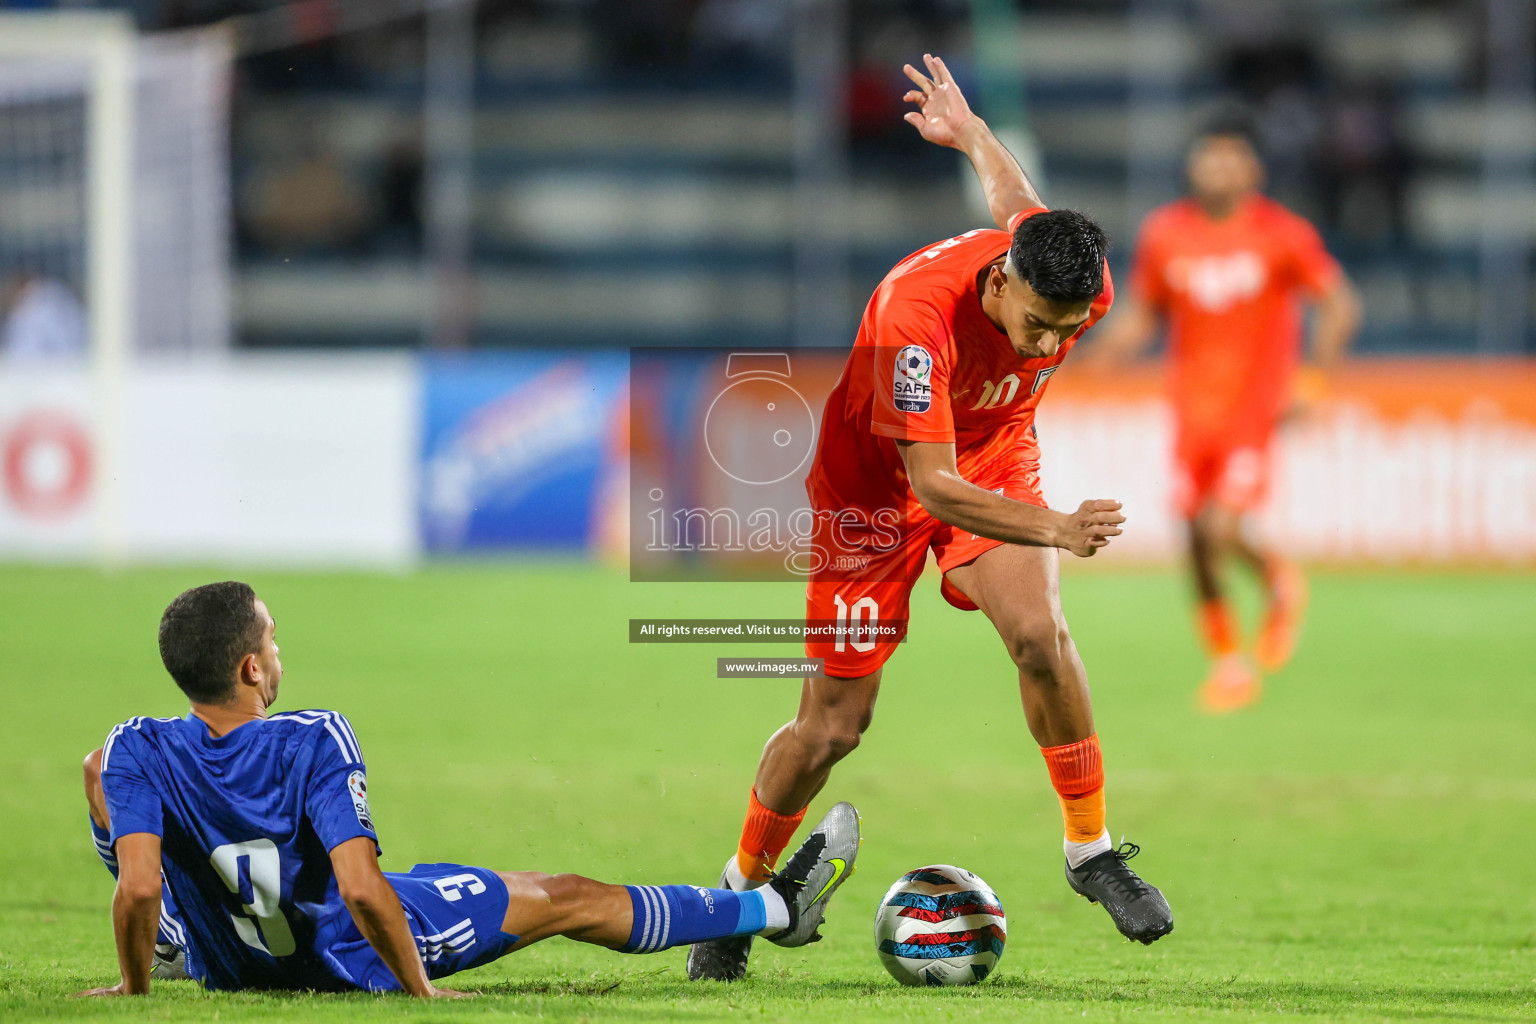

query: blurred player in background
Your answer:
[1091,114,1361,712]
[79,582,857,997]
[688,55,1173,983]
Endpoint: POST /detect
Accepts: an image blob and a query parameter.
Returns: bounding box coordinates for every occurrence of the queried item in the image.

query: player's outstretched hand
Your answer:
[902,53,978,149]
[74,983,131,997]
[1058,499,1125,558]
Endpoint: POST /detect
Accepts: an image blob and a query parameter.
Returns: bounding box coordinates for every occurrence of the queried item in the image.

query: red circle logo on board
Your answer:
[2,411,93,520]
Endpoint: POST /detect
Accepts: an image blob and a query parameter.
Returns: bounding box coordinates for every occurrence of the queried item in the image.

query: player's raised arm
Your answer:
[896,439,1124,557]
[902,53,1044,228]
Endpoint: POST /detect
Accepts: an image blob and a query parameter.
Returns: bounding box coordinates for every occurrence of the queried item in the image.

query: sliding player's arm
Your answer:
[79,734,164,997]
[329,838,464,999]
[306,713,466,999]
[902,53,1044,227]
[896,439,1124,557]
[76,832,161,996]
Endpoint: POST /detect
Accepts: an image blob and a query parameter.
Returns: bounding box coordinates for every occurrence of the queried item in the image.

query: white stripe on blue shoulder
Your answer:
[101,716,149,771]
[269,710,362,764]
[332,713,363,763]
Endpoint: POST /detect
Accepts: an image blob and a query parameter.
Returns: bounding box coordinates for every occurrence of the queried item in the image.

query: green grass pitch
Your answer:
[1,561,1533,1022]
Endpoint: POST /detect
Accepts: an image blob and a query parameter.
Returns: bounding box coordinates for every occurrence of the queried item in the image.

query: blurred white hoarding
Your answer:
[0,356,416,565]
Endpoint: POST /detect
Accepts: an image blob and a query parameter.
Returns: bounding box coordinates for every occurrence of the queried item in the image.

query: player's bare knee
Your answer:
[82,748,103,790]
[795,689,874,764]
[823,719,865,761]
[797,715,864,765]
[536,873,587,907]
[1192,508,1237,554]
[542,873,613,932]
[828,700,874,759]
[1004,617,1072,681]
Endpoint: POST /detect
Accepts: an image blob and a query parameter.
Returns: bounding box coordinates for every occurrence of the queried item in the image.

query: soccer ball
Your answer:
[874,865,1006,986]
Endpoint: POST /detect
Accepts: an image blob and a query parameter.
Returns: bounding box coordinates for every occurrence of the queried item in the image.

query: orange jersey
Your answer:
[1132,195,1339,447]
[808,207,1113,518]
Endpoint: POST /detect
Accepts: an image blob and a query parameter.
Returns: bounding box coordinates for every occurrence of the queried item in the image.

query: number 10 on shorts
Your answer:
[832,594,879,653]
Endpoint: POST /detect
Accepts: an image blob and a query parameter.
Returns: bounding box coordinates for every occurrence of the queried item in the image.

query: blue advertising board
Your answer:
[420,353,627,551]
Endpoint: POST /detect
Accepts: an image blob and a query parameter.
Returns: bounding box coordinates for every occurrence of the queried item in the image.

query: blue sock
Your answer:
[619,885,770,953]
[89,817,118,878]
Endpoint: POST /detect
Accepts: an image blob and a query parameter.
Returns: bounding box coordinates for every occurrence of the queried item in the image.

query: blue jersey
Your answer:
[99,710,383,991]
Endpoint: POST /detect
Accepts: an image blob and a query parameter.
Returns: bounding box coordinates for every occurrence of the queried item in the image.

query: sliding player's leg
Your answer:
[500,801,857,954]
[943,543,1173,944]
[82,749,191,977]
[364,808,861,991]
[496,871,782,952]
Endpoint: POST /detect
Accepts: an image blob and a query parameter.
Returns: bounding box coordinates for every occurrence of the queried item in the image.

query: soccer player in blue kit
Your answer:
[77,582,860,997]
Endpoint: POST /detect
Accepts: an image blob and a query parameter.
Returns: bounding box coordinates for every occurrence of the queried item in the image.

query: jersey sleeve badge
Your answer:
[893,345,934,413]
[346,769,374,831]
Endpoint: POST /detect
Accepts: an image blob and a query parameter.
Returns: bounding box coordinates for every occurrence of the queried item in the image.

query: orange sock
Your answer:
[1040,734,1106,843]
[735,789,807,883]
[1198,598,1239,658]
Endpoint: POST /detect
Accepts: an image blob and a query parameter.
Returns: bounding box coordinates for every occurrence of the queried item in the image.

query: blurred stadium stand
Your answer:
[3,0,1532,355]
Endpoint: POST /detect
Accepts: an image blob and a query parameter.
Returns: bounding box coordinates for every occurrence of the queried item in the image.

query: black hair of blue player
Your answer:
[158,581,264,704]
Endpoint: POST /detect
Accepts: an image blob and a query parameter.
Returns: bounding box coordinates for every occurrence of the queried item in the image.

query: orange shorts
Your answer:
[804,458,1045,678]
[1173,438,1273,519]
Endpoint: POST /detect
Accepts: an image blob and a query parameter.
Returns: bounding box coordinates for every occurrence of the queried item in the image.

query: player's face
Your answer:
[993,268,1093,359]
[1188,135,1263,205]
[252,599,282,708]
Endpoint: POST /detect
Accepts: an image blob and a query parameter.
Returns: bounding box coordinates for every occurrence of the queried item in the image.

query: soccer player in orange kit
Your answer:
[687,55,1173,982]
[1091,114,1361,713]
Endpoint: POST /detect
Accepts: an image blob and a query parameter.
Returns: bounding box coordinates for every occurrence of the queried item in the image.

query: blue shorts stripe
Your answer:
[325,863,515,990]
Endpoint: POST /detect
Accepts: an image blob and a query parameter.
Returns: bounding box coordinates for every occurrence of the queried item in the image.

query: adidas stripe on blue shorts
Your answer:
[321,863,520,991]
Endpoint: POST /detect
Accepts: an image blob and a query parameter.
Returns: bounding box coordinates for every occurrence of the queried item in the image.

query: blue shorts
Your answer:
[323,863,520,991]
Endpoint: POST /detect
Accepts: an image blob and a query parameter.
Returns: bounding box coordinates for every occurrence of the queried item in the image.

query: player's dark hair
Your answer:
[1008,209,1107,305]
[158,581,265,704]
